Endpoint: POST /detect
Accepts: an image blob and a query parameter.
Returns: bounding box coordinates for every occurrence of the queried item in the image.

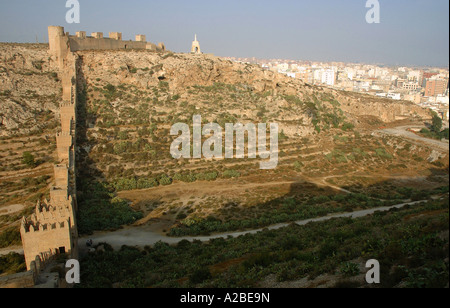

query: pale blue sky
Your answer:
[0,0,448,67]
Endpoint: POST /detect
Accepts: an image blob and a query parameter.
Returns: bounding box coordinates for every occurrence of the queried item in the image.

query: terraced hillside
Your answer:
[0,44,59,253]
[72,49,448,236]
[0,44,448,288]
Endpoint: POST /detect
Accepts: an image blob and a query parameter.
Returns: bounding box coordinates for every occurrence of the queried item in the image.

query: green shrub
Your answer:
[0,253,26,275]
[196,171,218,181]
[77,181,143,234]
[222,170,240,179]
[189,268,212,284]
[341,122,355,131]
[340,262,360,277]
[22,152,36,168]
[0,227,21,249]
[159,174,173,186]
[375,148,393,160]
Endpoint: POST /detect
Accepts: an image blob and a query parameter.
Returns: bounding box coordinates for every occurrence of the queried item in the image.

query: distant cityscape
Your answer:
[225,57,450,122]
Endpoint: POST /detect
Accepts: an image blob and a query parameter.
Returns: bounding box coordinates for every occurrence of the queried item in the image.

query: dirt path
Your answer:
[376,126,449,153]
[119,174,352,226]
[302,175,352,194]
[0,165,53,182]
[0,204,26,216]
[78,200,427,254]
[0,246,23,256]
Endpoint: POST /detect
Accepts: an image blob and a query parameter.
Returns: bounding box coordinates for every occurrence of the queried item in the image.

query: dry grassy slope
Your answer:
[73,49,448,229]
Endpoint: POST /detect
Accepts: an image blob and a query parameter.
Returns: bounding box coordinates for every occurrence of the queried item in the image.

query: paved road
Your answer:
[78,200,427,252]
[377,126,449,153]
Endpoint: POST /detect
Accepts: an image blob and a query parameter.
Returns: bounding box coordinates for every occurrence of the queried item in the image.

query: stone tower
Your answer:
[191,34,201,54]
[48,26,70,68]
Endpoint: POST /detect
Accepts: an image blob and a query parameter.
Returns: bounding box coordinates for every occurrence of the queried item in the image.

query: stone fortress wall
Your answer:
[1,25,201,288]
[14,26,81,287]
[1,40,78,287]
[2,25,167,288]
[48,26,166,67]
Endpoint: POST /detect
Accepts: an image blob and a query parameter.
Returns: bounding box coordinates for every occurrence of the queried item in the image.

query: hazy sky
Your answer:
[0,0,448,67]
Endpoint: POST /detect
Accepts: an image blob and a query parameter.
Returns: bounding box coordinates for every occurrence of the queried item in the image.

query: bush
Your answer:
[0,253,26,275]
[375,148,393,160]
[22,152,36,168]
[176,213,187,220]
[77,181,143,234]
[159,174,173,186]
[431,113,443,134]
[104,84,116,94]
[189,268,212,284]
[340,262,360,277]
[440,128,449,140]
[137,178,158,189]
[173,173,196,183]
[195,171,218,181]
[293,161,303,171]
[0,227,21,249]
[223,170,240,179]
[341,122,355,131]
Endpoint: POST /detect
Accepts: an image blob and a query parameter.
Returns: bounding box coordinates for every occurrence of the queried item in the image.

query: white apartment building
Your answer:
[321,69,336,86]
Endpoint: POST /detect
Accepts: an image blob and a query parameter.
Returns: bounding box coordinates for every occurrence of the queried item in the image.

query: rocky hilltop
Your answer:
[74,49,430,139]
[0,43,430,138]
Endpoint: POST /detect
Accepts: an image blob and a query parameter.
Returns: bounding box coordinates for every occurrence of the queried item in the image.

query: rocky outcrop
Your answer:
[76,51,294,94]
[0,99,34,130]
[0,43,61,136]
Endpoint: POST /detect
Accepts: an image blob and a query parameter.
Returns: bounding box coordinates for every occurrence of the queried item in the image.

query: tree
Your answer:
[440,128,449,140]
[22,152,36,168]
[431,113,443,134]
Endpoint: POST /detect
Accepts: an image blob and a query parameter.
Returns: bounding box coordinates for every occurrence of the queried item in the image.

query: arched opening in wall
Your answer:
[195,47,199,53]
[124,45,127,49]
[59,247,66,254]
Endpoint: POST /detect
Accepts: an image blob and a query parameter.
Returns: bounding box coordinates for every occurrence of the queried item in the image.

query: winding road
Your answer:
[77,200,427,254]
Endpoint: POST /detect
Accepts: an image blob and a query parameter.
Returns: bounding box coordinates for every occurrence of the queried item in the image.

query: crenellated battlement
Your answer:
[48,25,166,61]
[21,217,71,234]
[33,200,72,222]
[60,101,75,108]
[56,131,73,137]
[20,214,74,272]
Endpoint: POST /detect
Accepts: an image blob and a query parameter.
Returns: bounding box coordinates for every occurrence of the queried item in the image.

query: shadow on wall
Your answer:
[74,57,143,235]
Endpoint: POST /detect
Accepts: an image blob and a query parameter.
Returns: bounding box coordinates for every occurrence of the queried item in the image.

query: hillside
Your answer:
[70,48,447,236]
[0,44,59,252]
[0,43,448,288]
